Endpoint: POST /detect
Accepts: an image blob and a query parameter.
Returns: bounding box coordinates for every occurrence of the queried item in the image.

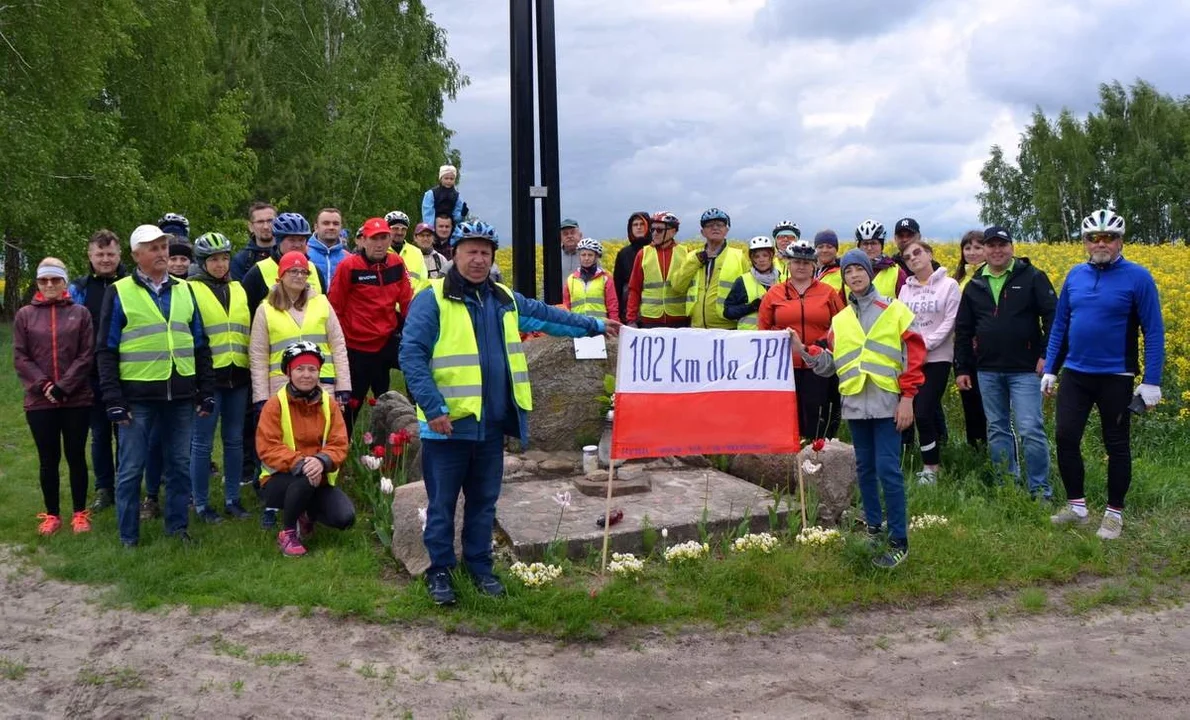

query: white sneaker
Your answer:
[1050,506,1091,526]
[915,469,938,486]
[1096,512,1123,540]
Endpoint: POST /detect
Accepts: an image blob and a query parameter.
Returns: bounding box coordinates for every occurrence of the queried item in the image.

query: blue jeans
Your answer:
[849,417,907,546]
[190,385,248,510]
[421,436,504,577]
[144,426,163,498]
[977,371,1051,497]
[116,401,194,543]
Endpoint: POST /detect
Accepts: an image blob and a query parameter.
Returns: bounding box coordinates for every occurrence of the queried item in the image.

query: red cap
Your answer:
[278,251,309,276]
[362,217,391,239]
[414,222,433,235]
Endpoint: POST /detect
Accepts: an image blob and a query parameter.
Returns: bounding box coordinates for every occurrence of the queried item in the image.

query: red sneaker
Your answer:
[277,529,307,557]
[71,510,92,534]
[37,513,62,536]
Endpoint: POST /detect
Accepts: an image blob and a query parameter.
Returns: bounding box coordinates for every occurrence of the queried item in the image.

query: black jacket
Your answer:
[230,237,273,282]
[240,246,329,318]
[954,257,1056,375]
[612,212,651,322]
[69,264,128,385]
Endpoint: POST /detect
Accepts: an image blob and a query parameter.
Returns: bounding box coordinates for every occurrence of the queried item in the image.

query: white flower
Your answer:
[795,526,843,547]
[509,561,563,588]
[417,507,427,531]
[731,532,780,554]
[909,514,950,531]
[552,491,572,509]
[660,527,668,539]
[664,540,709,563]
[801,459,823,475]
[379,476,394,495]
[608,552,645,576]
[360,455,382,471]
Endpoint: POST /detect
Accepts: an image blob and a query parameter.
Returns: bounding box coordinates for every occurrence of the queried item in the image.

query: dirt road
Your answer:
[1,559,1187,719]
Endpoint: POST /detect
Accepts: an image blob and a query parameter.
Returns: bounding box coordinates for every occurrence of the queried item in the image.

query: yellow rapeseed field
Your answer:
[496,240,1186,396]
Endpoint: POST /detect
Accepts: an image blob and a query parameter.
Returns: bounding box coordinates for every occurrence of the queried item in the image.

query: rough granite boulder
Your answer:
[725,440,856,527]
[522,334,618,451]
[390,481,464,576]
[368,391,423,484]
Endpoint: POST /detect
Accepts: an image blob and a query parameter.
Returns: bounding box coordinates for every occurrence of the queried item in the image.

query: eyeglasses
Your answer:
[906,248,928,258]
[285,269,311,277]
[1086,233,1120,244]
[36,277,64,285]
[858,240,882,247]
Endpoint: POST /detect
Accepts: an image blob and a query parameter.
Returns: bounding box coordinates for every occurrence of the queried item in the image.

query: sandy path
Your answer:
[1,560,1187,719]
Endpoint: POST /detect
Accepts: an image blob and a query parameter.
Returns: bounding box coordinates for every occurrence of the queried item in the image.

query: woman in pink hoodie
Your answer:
[898,240,960,484]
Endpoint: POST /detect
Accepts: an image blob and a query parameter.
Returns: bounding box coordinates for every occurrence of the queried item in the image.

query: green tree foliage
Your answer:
[978,80,1190,244]
[0,0,466,313]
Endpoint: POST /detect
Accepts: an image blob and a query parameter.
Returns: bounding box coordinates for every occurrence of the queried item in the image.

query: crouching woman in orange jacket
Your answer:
[256,341,353,556]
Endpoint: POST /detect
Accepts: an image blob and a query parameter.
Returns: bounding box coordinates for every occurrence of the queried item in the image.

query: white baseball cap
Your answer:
[129,224,168,250]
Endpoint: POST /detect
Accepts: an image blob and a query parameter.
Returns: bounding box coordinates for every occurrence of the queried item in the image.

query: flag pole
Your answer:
[599,455,616,574]
[796,449,808,530]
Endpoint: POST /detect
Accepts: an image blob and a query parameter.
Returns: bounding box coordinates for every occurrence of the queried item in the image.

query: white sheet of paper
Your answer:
[573,335,607,360]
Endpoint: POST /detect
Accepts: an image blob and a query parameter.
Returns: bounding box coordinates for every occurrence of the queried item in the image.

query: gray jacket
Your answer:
[803,286,907,421]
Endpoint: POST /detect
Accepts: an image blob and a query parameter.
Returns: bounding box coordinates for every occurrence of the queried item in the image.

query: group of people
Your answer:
[560,208,1164,568]
[13,182,1164,596]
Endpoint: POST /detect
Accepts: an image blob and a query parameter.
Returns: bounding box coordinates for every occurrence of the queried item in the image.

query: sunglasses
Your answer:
[651,227,668,234]
[36,277,64,285]
[1086,233,1120,244]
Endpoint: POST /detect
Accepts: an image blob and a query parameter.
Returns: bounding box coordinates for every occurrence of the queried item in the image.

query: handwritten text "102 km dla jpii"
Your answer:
[625,334,792,386]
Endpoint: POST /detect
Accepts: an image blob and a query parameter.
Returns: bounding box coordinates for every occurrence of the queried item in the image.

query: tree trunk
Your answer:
[3,229,22,320]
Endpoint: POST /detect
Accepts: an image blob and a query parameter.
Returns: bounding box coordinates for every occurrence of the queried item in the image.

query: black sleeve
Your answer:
[1034,270,1057,359]
[95,285,124,409]
[722,277,753,320]
[953,286,974,376]
[612,248,632,321]
[243,266,265,318]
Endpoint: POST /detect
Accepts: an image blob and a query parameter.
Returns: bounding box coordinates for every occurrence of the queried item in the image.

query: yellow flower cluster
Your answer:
[795,526,843,547]
[731,532,780,554]
[508,561,563,588]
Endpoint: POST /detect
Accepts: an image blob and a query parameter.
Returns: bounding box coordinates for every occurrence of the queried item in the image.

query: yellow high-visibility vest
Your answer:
[832,300,915,396]
[392,243,429,294]
[818,266,843,293]
[639,245,689,318]
[872,265,899,299]
[735,273,769,330]
[263,294,335,381]
[114,277,196,381]
[415,279,532,422]
[567,273,608,320]
[190,281,250,369]
[260,388,338,485]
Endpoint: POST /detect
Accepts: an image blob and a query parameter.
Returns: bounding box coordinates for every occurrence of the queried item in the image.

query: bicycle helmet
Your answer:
[748,236,775,252]
[385,210,410,228]
[855,219,886,243]
[576,238,604,257]
[700,208,731,227]
[280,340,324,374]
[651,211,680,229]
[193,232,232,260]
[1081,209,1125,238]
[158,212,189,230]
[272,212,311,238]
[782,238,817,262]
[453,220,499,249]
[771,220,801,239]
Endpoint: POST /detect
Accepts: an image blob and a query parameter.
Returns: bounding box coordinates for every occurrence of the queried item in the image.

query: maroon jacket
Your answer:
[13,293,95,411]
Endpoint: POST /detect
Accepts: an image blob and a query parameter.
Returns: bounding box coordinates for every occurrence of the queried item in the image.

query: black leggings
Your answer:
[910,362,952,465]
[346,348,393,437]
[794,368,841,441]
[958,370,987,447]
[1055,370,1133,509]
[264,472,356,531]
[27,407,90,516]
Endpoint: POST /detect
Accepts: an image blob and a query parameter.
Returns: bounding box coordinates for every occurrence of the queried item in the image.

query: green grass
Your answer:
[2,323,1189,638]
[0,657,29,681]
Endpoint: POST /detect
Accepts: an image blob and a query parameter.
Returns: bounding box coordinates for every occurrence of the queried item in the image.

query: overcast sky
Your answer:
[422,0,1190,242]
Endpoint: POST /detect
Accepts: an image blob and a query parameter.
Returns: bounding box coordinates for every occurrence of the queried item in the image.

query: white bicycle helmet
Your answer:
[1081,209,1125,238]
[771,220,800,238]
[855,219,885,243]
[576,238,603,257]
[782,238,816,262]
[385,210,410,228]
[748,236,775,252]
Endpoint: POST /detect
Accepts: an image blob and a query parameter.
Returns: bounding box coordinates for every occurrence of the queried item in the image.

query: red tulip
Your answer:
[372,445,386,457]
[811,438,826,453]
[348,397,361,410]
[388,432,399,446]
[367,397,378,406]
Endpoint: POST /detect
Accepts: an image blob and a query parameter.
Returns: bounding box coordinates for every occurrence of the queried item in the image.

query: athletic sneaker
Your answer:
[472,574,506,598]
[1050,506,1091,527]
[296,512,314,541]
[196,506,223,524]
[36,513,62,536]
[71,510,92,534]
[224,501,251,520]
[862,523,883,550]
[260,508,278,530]
[873,545,908,569]
[915,469,938,486]
[1096,513,1123,540]
[139,496,160,520]
[90,488,114,512]
[427,570,456,606]
[277,529,307,557]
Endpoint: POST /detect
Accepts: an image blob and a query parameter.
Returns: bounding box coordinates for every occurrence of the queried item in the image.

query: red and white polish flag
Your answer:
[610,327,799,459]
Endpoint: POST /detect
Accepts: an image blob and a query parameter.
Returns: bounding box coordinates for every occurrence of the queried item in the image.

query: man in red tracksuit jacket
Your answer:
[328,217,413,434]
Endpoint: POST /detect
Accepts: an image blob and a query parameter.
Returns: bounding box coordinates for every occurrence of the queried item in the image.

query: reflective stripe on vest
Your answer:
[190,281,250,369]
[639,245,690,318]
[260,388,338,485]
[114,277,197,381]
[736,273,768,330]
[257,257,323,294]
[832,300,915,396]
[567,273,608,320]
[263,294,336,380]
[415,280,532,422]
[397,243,429,294]
[688,247,747,321]
[872,266,899,299]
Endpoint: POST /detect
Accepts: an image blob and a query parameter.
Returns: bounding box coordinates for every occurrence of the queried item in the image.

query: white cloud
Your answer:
[423,0,1190,244]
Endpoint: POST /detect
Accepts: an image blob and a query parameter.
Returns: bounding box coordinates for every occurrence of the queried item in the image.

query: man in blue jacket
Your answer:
[400,221,620,605]
[306,208,349,285]
[1042,210,1165,540]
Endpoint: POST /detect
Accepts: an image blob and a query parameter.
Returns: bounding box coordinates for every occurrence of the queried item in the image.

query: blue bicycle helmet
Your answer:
[700,208,731,227]
[453,220,499,249]
[272,212,311,238]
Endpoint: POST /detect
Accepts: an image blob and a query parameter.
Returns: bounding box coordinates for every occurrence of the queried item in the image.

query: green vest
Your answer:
[114,276,196,381]
[191,281,250,369]
[415,280,533,422]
